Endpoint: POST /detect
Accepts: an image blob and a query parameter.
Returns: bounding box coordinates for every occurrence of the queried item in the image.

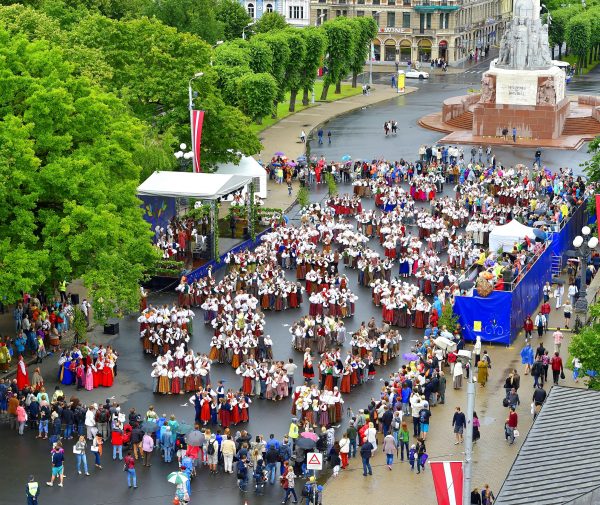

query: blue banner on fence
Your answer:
[454,290,512,344]
[140,195,176,240]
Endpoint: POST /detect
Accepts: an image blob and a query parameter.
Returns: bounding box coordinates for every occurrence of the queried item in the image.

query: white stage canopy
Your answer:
[137,172,253,201]
[215,155,268,199]
[489,219,537,252]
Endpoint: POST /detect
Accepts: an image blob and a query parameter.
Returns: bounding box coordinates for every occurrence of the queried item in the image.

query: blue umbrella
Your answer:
[297,155,307,162]
[403,352,419,361]
[532,229,547,240]
[341,154,352,162]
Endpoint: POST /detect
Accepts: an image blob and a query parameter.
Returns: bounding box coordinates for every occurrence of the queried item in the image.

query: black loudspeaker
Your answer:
[103,323,119,335]
[70,294,80,305]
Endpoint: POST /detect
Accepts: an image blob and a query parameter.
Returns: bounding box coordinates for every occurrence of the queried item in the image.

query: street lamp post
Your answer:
[210,40,224,66]
[174,143,194,171]
[462,351,476,505]
[242,21,256,40]
[369,11,382,85]
[572,226,598,323]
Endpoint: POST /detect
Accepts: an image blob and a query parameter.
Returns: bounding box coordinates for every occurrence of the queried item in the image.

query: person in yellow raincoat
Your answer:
[0,343,11,372]
[477,358,489,387]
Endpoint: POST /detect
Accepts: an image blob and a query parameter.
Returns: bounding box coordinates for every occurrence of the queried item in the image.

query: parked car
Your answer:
[405,70,429,79]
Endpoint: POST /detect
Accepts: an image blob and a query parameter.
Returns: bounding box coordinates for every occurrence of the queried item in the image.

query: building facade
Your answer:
[309,0,513,65]
[241,0,311,27]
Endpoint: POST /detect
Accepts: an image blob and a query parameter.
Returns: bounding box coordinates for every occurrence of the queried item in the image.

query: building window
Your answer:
[426,12,431,28]
[357,10,365,16]
[335,9,347,16]
[317,8,327,22]
[266,3,273,12]
[386,12,395,27]
[372,0,380,5]
[247,2,254,17]
[439,12,449,29]
[357,0,365,4]
[402,12,410,28]
[388,0,395,4]
[290,5,304,18]
[403,0,410,5]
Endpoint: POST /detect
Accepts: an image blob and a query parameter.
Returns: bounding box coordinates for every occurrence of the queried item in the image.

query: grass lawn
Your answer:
[562,54,599,75]
[249,80,362,134]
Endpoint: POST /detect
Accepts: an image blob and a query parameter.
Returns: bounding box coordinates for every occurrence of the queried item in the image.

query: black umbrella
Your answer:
[534,208,546,215]
[186,430,205,447]
[459,280,475,291]
[141,421,159,433]
[176,423,193,435]
[295,437,317,450]
[552,276,565,285]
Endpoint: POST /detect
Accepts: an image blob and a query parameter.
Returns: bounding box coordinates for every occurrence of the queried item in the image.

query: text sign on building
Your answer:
[495,71,538,106]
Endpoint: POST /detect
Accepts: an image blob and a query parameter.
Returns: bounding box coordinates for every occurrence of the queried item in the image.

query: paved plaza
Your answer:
[0,66,597,505]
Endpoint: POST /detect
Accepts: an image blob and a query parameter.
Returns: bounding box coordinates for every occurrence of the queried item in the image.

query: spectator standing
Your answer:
[124,451,137,489]
[452,407,466,445]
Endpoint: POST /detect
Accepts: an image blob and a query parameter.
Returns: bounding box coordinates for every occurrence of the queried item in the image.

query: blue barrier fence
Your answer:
[184,228,273,283]
[455,202,587,344]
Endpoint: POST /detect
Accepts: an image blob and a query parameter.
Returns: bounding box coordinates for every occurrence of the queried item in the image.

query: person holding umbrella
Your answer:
[168,471,190,505]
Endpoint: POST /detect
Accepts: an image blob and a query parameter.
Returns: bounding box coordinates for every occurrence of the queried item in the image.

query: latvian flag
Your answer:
[430,461,463,505]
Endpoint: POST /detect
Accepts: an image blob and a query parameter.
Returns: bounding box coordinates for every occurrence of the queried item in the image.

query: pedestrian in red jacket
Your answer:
[523,316,534,339]
[550,352,563,385]
[111,424,124,460]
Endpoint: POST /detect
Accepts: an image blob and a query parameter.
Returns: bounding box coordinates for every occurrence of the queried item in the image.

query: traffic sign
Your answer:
[306,452,323,470]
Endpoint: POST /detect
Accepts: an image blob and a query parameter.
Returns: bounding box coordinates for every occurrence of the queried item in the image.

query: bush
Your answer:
[297,186,310,208]
[73,307,88,344]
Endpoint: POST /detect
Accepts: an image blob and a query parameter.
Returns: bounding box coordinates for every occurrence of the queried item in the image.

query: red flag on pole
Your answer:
[430,461,463,505]
[191,109,205,173]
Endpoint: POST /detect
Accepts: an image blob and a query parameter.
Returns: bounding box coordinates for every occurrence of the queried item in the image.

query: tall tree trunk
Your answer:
[352,71,358,88]
[558,44,562,59]
[302,88,310,106]
[272,100,278,119]
[320,83,330,101]
[289,88,298,112]
[551,46,555,59]
[335,80,342,94]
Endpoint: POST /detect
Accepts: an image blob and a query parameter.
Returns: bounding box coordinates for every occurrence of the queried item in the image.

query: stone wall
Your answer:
[472,97,570,139]
[442,94,480,123]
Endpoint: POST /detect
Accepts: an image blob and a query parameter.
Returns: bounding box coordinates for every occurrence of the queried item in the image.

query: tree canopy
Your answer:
[0,29,158,318]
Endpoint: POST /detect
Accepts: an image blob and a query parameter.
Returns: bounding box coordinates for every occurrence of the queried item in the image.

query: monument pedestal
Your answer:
[472,66,569,139]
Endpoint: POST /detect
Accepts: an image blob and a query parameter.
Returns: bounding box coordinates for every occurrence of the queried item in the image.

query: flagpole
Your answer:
[462,353,476,505]
[188,72,204,173]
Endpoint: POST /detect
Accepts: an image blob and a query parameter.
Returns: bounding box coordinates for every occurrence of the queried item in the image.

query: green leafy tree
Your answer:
[70,16,260,167]
[283,28,306,112]
[254,11,287,33]
[254,31,291,117]
[237,72,278,123]
[568,304,600,390]
[146,0,224,44]
[348,17,377,88]
[215,0,251,40]
[566,13,591,72]
[0,29,159,319]
[300,27,326,106]
[248,38,273,74]
[548,6,578,59]
[213,41,252,67]
[320,19,354,99]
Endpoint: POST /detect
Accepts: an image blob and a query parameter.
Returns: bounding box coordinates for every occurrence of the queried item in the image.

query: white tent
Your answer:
[488,220,537,252]
[137,172,252,200]
[215,156,268,199]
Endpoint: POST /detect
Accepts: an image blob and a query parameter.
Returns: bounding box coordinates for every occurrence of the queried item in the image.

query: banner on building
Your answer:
[595,195,600,233]
[430,461,463,505]
[191,109,205,173]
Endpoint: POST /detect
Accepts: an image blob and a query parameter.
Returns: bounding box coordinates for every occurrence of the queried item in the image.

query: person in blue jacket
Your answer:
[520,342,534,375]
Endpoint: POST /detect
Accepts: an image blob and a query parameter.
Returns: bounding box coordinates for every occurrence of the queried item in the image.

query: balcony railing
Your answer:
[413,28,435,35]
[412,0,461,10]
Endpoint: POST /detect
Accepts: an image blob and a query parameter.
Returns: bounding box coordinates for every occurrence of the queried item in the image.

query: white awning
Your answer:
[137,172,253,200]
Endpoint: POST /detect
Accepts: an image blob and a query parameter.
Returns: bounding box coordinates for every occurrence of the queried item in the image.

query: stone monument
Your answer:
[472,0,569,139]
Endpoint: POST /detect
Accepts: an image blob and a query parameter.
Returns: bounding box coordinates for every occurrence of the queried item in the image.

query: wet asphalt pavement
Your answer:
[1,64,597,505]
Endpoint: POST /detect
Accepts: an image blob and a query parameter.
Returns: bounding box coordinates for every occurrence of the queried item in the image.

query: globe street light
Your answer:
[572,226,598,317]
[174,143,194,171]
